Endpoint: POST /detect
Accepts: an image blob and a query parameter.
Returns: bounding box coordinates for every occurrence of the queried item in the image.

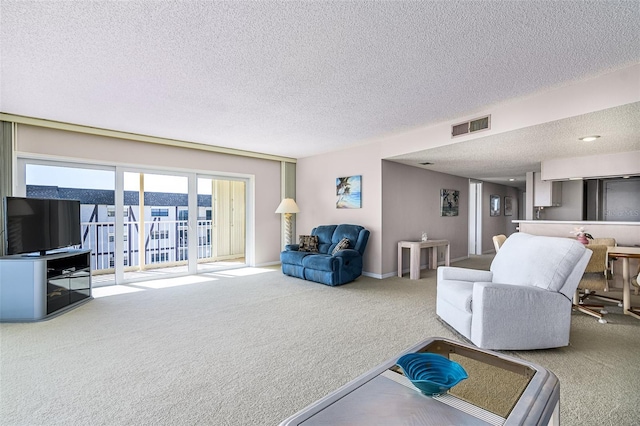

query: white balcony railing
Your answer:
[81,219,217,273]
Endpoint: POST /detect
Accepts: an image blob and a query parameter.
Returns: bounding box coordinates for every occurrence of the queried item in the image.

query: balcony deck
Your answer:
[91,257,246,286]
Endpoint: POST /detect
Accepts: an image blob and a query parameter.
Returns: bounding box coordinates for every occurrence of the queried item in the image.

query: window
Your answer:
[199,230,211,246]
[151,230,169,240]
[108,233,115,243]
[151,253,169,262]
[178,209,188,221]
[151,208,169,217]
[178,249,188,261]
[107,206,128,217]
[197,207,212,220]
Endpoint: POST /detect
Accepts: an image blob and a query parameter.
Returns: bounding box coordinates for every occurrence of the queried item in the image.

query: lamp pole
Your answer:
[275,198,300,247]
[283,212,293,245]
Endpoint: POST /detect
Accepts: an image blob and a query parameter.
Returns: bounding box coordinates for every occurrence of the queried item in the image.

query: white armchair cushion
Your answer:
[437,266,493,283]
[490,233,587,293]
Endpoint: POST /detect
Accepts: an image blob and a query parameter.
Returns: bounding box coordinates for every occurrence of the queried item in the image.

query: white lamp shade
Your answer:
[275,198,300,214]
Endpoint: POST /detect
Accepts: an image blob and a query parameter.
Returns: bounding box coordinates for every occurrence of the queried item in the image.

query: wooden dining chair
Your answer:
[492,234,506,252]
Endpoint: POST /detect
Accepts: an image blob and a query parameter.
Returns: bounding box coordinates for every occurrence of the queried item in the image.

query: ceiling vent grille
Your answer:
[451,115,491,138]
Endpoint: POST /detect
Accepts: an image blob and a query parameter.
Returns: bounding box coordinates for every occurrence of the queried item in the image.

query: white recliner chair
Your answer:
[437,233,592,350]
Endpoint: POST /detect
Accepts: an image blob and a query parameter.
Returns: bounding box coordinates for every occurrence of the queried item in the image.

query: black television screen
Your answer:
[4,196,81,256]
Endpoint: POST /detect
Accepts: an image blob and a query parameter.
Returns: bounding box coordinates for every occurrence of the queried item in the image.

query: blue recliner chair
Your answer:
[280,224,370,286]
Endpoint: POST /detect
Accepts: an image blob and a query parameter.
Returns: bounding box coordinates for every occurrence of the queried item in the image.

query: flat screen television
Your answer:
[4,196,81,256]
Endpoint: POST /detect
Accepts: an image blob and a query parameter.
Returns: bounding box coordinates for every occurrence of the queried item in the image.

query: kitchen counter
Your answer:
[513,221,640,247]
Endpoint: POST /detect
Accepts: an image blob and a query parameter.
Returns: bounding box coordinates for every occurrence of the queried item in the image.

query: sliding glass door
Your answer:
[22,162,117,284]
[19,159,251,285]
[196,177,246,272]
[122,171,189,277]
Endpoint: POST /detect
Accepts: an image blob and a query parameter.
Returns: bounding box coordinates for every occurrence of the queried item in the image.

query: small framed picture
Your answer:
[336,175,362,208]
[504,196,513,216]
[440,189,459,217]
[490,195,500,216]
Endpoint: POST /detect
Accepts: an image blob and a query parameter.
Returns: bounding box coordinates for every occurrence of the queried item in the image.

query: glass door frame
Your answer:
[16,157,255,285]
[196,173,253,272]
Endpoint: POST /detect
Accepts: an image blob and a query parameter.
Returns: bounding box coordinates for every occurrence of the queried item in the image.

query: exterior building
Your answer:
[26,185,223,273]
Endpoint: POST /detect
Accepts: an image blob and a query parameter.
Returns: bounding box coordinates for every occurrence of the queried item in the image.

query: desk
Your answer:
[607,247,640,320]
[398,240,450,280]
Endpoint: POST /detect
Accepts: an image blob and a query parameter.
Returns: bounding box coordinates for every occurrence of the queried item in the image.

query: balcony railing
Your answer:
[81,219,218,273]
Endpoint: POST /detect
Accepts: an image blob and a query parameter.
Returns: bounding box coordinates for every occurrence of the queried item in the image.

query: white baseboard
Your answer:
[392,256,469,279]
[362,271,385,279]
[275,256,470,281]
[257,261,283,267]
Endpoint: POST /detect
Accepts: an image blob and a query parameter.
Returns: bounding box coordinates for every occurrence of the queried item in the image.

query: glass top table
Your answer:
[280,337,559,426]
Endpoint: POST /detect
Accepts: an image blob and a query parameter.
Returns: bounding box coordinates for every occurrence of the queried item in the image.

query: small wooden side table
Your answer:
[398,240,450,280]
[607,246,640,320]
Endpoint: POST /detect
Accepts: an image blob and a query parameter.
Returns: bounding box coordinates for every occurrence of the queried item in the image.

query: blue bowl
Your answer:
[396,352,468,396]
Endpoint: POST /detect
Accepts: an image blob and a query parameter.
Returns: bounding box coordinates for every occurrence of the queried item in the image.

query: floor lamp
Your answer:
[275,198,300,246]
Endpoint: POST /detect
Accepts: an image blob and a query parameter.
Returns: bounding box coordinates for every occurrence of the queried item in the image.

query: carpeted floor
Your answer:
[1,258,639,425]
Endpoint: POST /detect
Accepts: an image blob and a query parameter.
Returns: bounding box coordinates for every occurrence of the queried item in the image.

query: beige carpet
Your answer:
[1,259,639,425]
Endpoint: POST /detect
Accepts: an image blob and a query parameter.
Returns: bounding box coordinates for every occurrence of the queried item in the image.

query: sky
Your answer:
[26,164,213,194]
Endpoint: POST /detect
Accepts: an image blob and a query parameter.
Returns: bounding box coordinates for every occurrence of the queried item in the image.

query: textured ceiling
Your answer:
[388,102,640,189]
[1,1,639,163]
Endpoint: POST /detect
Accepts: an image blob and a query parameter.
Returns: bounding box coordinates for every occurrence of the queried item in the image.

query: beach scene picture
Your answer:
[336,175,362,209]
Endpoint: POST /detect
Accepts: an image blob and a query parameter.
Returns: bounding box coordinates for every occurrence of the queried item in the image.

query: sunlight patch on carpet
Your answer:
[134,274,217,289]
[209,267,278,277]
[92,285,144,298]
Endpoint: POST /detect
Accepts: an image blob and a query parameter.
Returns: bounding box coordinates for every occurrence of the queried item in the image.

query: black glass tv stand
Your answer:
[0,249,92,321]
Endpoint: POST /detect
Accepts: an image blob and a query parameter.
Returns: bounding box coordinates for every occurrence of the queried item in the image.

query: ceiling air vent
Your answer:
[451,115,491,138]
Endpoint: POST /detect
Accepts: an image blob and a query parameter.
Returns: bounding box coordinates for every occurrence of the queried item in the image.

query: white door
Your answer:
[468,181,483,255]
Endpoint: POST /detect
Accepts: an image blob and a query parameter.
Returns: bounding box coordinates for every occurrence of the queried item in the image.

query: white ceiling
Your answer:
[1,1,639,173]
[389,102,640,189]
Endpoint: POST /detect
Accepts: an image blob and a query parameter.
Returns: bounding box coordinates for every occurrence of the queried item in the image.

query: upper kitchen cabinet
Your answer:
[534,172,562,207]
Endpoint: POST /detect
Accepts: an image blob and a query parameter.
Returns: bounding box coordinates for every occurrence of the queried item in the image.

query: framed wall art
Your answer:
[504,196,513,216]
[440,189,459,216]
[490,194,500,216]
[336,175,362,208]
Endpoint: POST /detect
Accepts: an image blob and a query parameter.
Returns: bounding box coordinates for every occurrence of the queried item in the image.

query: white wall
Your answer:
[15,125,283,267]
[295,64,639,277]
[541,180,584,221]
[296,156,519,277]
[382,161,469,275]
[481,182,520,253]
[296,144,382,275]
